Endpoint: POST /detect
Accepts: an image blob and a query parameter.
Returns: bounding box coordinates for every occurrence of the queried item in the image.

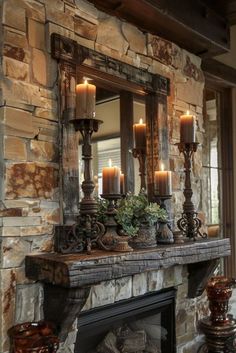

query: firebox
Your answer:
[76,288,176,353]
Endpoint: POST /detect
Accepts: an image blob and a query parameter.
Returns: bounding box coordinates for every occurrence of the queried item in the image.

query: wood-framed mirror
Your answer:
[52,33,170,223]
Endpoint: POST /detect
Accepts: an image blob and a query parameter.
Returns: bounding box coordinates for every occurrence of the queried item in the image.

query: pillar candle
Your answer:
[102,160,121,194]
[154,164,172,196]
[76,80,96,119]
[120,173,125,194]
[180,111,196,143]
[133,118,146,149]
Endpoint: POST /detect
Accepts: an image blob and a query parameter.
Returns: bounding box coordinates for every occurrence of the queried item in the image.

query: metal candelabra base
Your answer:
[154,194,174,244]
[100,194,133,252]
[177,142,207,241]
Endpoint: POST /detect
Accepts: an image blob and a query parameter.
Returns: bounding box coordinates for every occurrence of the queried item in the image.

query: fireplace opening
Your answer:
[76,288,176,353]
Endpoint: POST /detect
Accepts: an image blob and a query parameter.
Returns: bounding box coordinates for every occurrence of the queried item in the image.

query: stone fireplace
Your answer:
[0,1,231,353]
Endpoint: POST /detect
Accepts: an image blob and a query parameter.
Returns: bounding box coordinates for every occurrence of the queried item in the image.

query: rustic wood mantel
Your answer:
[25,238,230,341]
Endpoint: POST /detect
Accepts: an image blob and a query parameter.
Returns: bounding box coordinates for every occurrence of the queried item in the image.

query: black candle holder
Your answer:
[132,148,146,193]
[56,118,108,255]
[100,194,133,252]
[154,194,174,244]
[177,142,207,241]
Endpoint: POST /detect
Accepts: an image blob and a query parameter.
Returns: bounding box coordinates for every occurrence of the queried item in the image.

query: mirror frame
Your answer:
[51,33,170,223]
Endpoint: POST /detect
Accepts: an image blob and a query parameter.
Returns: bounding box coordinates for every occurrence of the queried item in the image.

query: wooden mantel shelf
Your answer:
[25,238,230,341]
[26,238,230,288]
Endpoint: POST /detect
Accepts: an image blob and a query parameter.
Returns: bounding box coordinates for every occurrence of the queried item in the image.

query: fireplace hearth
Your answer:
[76,289,176,353]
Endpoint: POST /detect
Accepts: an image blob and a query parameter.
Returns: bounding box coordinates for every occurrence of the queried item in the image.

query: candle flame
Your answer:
[84,79,88,85]
[139,118,143,124]
[186,110,190,115]
[108,159,112,167]
[160,163,164,171]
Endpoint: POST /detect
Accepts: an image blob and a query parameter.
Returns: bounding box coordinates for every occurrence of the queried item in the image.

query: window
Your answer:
[202,89,222,237]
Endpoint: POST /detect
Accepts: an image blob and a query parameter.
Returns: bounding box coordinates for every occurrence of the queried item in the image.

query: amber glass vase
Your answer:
[206,276,236,324]
[8,321,59,353]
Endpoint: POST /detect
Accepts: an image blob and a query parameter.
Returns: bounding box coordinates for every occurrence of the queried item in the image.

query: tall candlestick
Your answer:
[180,111,196,143]
[133,118,146,149]
[102,160,121,194]
[76,80,96,119]
[120,173,125,194]
[154,164,172,196]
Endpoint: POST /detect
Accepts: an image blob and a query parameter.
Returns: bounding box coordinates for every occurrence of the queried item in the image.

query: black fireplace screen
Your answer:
[76,288,176,353]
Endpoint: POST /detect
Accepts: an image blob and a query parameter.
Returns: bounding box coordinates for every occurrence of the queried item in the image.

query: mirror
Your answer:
[78,81,146,199]
[54,34,169,221]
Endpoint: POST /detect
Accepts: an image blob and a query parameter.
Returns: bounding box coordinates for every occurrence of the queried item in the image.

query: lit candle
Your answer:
[76,80,96,119]
[180,111,196,143]
[133,118,146,150]
[154,163,172,196]
[120,172,125,194]
[102,159,121,194]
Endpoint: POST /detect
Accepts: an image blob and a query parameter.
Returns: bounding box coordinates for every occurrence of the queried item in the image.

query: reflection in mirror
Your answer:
[78,82,146,199]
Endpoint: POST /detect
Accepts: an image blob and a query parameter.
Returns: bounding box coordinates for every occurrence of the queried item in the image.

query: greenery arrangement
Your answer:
[115,193,167,237]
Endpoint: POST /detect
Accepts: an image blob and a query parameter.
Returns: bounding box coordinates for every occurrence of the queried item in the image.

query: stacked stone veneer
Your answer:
[0,0,206,352]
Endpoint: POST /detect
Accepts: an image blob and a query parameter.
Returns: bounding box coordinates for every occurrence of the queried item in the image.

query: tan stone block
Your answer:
[3,57,29,82]
[28,19,45,50]
[4,199,40,209]
[4,136,27,161]
[2,227,20,236]
[3,43,31,64]
[32,116,58,142]
[21,0,46,23]
[6,162,59,200]
[2,216,41,227]
[3,28,28,48]
[2,106,34,138]
[43,208,60,224]
[2,78,42,107]
[74,16,97,40]
[20,224,54,236]
[3,0,26,32]
[1,237,31,268]
[122,22,147,55]
[74,0,99,24]
[15,283,44,323]
[31,234,54,252]
[30,140,58,162]
[46,7,74,31]
[176,78,204,107]
[0,269,17,352]
[96,17,129,54]
[34,107,58,121]
[32,48,47,86]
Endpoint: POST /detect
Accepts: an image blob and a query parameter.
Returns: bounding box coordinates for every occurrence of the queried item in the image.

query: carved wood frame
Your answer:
[51,33,170,223]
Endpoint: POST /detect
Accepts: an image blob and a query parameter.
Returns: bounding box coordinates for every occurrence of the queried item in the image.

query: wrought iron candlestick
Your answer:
[101,194,133,252]
[132,148,146,192]
[59,118,106,254]
[177,142,207,240]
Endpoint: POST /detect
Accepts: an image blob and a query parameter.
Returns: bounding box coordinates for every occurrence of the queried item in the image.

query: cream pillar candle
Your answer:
[102,160,121,194]
[180,111,196,143]
[154,164,172,196]
[76,80,96,119]
[133,118,146,149]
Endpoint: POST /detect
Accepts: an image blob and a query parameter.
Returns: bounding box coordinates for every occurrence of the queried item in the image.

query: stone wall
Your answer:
[0,0,205,352]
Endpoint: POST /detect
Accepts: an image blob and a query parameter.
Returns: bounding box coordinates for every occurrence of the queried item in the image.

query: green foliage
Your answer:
[116,193,167,237]
[96,197,109,223]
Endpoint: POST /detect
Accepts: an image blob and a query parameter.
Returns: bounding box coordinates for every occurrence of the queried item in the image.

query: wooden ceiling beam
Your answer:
[88,0,230,57]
